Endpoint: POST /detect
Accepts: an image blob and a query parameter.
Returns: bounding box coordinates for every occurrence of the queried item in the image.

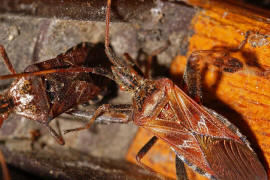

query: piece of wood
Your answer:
[127,1,270,179]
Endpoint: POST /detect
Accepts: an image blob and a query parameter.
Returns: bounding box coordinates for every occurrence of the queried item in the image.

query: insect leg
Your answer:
[184,49,244,104]
[122,42,169,79]
[64,104,132,134]
[0,67,114,81]
[0,150,10,180]
[238,31,250,50]
[29,129,41,149]
[122,53,138,66]
[0,45,16,74]
[136,136,158,172]
[183,52,203,104]
[122,53,144,77]
[66,104,132,124]
[144,43,169,78]
[46,124,65,145]
[175,155,189,180]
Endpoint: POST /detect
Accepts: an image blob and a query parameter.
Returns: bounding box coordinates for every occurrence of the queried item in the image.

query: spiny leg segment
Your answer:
[0,45,16,75]
[64,104,132,134]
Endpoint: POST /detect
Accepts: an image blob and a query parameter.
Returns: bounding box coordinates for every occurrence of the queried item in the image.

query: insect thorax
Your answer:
[132,79,168,126]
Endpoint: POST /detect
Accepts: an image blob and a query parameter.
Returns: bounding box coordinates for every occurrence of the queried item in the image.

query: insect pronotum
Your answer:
[61,0,267,179]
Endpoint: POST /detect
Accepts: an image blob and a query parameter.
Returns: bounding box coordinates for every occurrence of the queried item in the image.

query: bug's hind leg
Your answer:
[136,136,169,179]
[136,136,158,172]
[175,155,189,180]
[0,45,16,74]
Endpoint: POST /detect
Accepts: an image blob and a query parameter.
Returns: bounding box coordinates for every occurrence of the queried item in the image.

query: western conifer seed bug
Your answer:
[0,43,111,145]
[64,0,267,179]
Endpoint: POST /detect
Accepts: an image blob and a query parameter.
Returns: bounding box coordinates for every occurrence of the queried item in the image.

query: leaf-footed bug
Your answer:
[0,43,112,145]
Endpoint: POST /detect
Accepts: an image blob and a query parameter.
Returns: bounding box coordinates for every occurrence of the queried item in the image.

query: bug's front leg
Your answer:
[64,104,132,134]
[144,44,169,79]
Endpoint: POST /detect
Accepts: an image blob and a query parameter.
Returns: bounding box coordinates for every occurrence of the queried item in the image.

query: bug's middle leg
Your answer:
[0,45,16,74]
[66,106,131,124]
[64,104,132,134]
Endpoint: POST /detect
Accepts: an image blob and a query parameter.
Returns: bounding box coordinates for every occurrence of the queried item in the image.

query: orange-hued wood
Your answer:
[127,1,270,180]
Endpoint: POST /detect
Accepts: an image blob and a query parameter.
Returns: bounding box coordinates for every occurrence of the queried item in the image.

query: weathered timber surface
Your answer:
[0,0,194,179]
[0,145,162,180]
[0,0,155,22]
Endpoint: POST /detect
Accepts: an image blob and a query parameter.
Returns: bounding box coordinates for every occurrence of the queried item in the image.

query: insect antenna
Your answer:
[104,0,124,68]
[104,0,144,92]
[0,67,114,81]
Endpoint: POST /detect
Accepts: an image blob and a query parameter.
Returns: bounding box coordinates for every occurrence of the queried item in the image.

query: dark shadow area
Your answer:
[82,42,119,104]
[201,46,268,170]
[241,50,265,70]
[5,165,39,180]
[0,83,11,91]
[245,0,270,9]
[136,49,170,79]
[217,45,265,71]
[151,57,170,78]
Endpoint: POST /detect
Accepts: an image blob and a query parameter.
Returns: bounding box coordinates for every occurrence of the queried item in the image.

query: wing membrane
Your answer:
[172,85,241,142]
[197,135,267,180]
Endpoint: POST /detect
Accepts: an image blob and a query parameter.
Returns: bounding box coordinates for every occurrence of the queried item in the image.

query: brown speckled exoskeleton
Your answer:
[0,43,111,145]
[64,0,267,179]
